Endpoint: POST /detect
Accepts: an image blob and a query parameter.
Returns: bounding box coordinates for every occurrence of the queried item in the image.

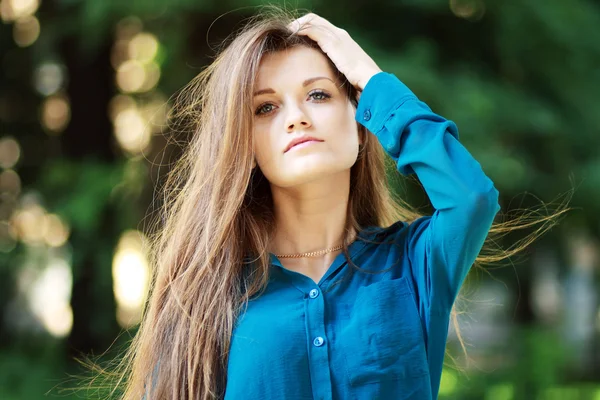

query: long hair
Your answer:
[78,5,570,400]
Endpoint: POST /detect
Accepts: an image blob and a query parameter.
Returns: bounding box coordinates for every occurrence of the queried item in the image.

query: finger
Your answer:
[288,15,311,32]
[288,13,335,32]
[289,21,339,43]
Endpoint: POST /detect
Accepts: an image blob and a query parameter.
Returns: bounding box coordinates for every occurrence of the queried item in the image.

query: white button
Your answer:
[313,337,324,347]
[309,289,319,299]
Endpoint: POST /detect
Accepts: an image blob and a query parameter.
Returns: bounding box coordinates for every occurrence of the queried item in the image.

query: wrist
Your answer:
[358,67,383,91]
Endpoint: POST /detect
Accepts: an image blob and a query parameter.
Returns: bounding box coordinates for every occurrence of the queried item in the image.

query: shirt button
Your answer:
[309,289,319,299]
[313,337,324,347]
[363,109,371,121]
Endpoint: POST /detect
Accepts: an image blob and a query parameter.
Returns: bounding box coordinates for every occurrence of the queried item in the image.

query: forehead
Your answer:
[254,46,335,87]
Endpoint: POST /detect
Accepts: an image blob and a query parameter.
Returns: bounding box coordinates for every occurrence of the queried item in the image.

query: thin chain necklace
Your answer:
[275,243,344,259]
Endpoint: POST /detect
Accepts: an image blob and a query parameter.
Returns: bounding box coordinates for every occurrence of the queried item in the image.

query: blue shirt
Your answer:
[223,72,501,400]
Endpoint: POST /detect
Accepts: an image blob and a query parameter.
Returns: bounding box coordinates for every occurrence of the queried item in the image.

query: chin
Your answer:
[272,164,351,188]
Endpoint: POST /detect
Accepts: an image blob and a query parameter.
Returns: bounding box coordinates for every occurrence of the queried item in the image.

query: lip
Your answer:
[284,136,324,153]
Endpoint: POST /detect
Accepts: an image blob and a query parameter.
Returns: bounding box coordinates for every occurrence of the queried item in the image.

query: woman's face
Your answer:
[252,46,361,188]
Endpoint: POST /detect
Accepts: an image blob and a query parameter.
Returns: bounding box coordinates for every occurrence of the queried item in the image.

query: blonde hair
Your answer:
[75,5,571,400]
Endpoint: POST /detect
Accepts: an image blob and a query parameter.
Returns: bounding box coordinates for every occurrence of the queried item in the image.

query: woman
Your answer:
[227,12,499,400]
[101,6,565,400]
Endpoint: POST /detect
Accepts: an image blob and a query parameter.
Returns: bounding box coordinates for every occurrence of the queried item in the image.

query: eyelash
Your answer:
[254,90,332,117]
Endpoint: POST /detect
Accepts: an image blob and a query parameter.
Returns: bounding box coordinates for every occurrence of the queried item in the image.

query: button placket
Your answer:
[305,287,333,399]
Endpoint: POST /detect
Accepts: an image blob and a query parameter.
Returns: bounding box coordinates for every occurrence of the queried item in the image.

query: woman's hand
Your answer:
[287,13,383,92]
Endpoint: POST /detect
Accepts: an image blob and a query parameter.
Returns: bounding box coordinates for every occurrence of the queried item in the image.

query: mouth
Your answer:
[284,137,324,153]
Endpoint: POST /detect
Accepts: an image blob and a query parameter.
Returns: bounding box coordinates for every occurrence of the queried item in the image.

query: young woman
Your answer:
[100,6,565,400]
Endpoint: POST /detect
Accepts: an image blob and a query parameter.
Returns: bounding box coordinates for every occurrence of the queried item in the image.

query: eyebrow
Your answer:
[253,76,334,97]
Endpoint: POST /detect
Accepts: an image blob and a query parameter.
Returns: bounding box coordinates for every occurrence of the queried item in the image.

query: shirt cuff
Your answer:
[354,72,418,134]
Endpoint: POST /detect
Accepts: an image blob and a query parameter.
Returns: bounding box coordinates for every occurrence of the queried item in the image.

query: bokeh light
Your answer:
[108,94,136,122]
[34,62,66,96]
[111,39,131,70]
[0,169,21,195]
[11,203,46,245]
[112,21,162,95]
[26,257,73,337]
[0,0,40,23]
[12,15,40,47]
[138,61,161,92]
[116,59,146,93]
[0,136,21,169]
[41,92,71,134]
[112,230,150,328]
[110,19,163,155]
[449,0,486,21]
[109,93,168,155]
[129,32,159,63]
[43,214,70,248]
[114,16,143,41]
[113,107,152,155]
[138,92,169,134]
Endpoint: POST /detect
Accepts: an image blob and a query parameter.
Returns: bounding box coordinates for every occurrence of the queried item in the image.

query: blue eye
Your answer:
[254,90,332,117]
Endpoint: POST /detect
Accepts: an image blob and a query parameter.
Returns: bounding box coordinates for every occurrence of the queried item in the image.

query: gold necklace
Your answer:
[275,243,344,259]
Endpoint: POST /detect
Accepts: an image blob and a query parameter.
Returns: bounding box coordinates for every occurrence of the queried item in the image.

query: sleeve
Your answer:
[355,72,501,314]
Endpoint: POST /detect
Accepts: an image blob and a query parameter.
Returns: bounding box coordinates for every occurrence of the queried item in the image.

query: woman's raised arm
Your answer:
[356,71,501,314]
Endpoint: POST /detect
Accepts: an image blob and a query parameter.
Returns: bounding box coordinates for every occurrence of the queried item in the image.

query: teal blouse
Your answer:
[223,72,501,399]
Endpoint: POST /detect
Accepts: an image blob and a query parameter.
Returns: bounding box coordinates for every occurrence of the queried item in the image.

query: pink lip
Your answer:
[285,136,325,153]
[287,140,322,152]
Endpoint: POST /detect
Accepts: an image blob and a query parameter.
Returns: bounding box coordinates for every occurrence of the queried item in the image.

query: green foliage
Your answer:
[440,327,585,399]
[38,159,124,234]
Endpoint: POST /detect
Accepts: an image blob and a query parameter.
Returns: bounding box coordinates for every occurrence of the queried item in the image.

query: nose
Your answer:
[285,105,311,132]
[287,120,310,132]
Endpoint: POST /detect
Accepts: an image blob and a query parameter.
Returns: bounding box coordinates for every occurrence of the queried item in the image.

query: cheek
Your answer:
[252,130,278,170]
[334,116,361,148]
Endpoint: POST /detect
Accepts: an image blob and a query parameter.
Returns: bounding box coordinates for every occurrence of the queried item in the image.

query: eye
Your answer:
[254,90,332,117]
[255,103,275,116]
[309,90,330,101]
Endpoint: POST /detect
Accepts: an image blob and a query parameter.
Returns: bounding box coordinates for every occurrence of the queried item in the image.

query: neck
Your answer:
[268,170,354,256]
